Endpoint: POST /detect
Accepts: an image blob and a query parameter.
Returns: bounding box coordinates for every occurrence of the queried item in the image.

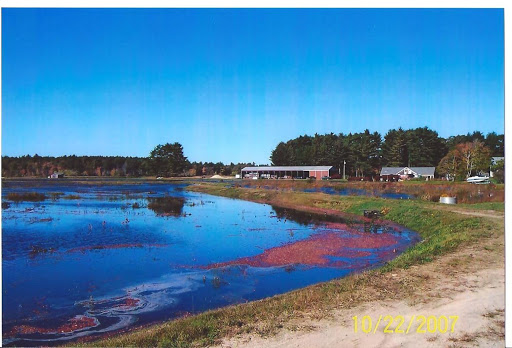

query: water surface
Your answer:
[2,180,419,345]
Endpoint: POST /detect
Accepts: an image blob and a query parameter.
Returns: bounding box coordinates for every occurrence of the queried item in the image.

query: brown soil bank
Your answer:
[81,183,504,348]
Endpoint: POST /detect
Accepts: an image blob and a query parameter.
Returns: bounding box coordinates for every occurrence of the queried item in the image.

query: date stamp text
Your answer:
[352,315,459,334]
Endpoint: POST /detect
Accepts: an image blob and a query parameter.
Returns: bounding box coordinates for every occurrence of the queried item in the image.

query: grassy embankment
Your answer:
[81,182,503,348]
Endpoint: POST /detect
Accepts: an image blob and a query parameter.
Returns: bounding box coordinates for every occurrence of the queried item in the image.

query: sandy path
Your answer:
[451,210,504,219]
[431,206,504,220]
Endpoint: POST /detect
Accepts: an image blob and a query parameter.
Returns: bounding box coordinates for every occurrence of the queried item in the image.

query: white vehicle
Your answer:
[466,176,490,184]
[244,172,259,180]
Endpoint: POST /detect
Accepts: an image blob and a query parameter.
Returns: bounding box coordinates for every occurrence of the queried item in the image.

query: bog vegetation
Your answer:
[237,179,504,204]
[6,192,46,202]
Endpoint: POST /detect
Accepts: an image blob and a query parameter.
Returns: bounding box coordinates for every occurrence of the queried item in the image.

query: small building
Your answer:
[380,167,435,181]
[490,157,504,177]
[491,157,504,164]
[50,172,64,179]
[241,166,335,179]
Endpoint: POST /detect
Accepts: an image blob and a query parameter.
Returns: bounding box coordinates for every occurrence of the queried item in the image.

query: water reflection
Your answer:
[147,196,185,216]
[271,205,359,225]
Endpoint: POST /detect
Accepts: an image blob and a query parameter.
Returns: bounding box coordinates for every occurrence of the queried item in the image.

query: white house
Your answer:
[380,167,435,180]
[49,172,64,179]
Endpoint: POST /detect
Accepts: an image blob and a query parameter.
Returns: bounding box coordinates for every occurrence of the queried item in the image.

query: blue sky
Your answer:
[2,8,504,164]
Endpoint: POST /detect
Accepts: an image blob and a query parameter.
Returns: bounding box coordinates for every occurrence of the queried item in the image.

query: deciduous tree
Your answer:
[437,140,491,179]
[457,140,491,178]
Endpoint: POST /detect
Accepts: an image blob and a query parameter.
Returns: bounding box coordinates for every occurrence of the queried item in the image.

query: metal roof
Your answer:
[380,167,403,175]
[242,166,333,171]
[380,167,435,176]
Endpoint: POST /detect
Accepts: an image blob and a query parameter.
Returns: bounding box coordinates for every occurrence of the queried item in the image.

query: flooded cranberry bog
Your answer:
[2,179,419,346]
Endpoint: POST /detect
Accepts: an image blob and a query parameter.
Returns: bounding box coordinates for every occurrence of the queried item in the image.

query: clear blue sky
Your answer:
[2,8,504,164]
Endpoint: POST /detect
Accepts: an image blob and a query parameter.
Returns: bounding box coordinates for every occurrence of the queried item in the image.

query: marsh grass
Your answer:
[6,192,46,202]
[239,180,504,204]
[50,192,65,201]
[132,202,143,209]
[62,194,82,200]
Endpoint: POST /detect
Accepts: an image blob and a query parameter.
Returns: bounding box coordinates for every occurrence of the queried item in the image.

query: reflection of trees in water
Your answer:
[147,196,185,216]
[271,206,350,226]
[271,206,387,234]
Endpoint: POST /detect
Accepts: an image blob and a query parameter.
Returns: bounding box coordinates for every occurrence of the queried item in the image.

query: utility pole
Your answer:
[343,160,346,180]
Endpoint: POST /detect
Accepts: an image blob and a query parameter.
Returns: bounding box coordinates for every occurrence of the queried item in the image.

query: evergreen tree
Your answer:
[270,142,292,165]
[382,128,408,166]
[149,142,188,177]
[405,127,447,167]
[484,132,504,157]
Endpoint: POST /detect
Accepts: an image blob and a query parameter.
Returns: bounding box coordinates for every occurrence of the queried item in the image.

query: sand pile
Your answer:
[209,175,231,179]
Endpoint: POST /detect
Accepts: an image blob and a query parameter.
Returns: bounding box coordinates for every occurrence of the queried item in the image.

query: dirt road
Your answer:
[432,206,504,220]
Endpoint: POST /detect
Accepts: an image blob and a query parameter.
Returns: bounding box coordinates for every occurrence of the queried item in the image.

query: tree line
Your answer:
[270,128,503,178]
[2,128,504,180]
[2,142,253,178]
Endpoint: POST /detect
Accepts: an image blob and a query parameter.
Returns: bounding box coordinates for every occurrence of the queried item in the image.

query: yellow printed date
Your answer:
[352,315,459,334]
